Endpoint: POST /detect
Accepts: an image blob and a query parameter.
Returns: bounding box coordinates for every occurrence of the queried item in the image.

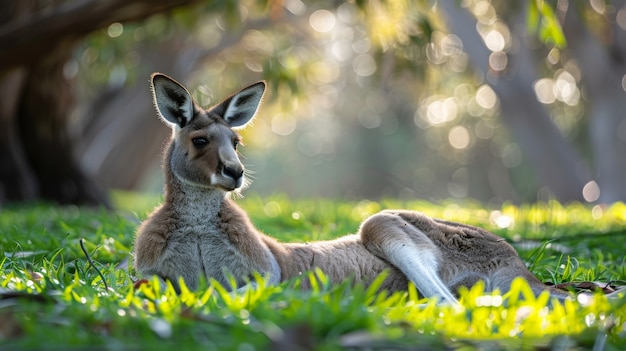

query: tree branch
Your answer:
[0,0,200,68]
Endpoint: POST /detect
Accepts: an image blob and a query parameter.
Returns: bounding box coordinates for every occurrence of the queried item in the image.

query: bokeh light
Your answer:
[448,126,471,150]
[107,23,123,38]
[309,10,336,33]
[582,181,601,202]
[475,85,497,109]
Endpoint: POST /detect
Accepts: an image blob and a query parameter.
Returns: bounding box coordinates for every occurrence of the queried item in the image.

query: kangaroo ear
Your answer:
[151,73,195,128]
[214,81,265,129]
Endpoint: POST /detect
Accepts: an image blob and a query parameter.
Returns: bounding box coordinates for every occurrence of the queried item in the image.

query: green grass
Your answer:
[1,193,625,350]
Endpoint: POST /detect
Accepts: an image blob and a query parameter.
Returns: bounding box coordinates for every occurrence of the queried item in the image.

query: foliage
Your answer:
[70,0,626,204]
[1,194,625,349]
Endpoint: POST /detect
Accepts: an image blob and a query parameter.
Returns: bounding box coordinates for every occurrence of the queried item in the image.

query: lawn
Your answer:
[1,193,625,350]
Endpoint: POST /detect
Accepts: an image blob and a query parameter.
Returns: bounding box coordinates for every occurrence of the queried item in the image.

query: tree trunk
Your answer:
[15,41,110,206]
[438,0,590,202]
[0,0,199,206]
[0,68,38,202]
[562,1,626,203]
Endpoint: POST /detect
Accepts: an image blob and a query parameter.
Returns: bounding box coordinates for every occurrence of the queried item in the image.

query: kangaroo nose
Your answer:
[223,165,244,180]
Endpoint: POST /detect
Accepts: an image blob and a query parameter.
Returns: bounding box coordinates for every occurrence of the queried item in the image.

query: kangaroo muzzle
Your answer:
[218,146,244,188]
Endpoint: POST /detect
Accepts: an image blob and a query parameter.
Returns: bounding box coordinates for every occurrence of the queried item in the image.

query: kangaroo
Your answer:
[134,73,572,305]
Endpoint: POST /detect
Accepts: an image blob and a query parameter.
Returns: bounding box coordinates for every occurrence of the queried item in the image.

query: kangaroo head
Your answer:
[151,73,265,192]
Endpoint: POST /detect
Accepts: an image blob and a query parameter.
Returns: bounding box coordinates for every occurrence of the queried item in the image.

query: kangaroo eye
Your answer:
[192,137,208,146]
[233,139,239,149]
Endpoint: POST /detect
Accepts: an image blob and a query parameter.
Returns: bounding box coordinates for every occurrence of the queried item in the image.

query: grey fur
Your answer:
[134,73,574,306]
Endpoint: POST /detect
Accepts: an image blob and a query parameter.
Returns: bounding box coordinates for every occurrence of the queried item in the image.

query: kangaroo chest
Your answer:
[168,219,255,288]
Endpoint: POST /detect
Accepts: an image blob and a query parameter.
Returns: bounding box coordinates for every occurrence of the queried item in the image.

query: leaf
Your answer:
[354,0,368,10]
[527,0,540,32]
[4,250,47,258]
[417,17,434,43]
[407,281,419,301]
[210,278,232,305]
[364,270,388,302]
[527,0,567,48]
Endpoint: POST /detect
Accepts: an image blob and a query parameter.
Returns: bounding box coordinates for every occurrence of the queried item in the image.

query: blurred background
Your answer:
[1,0,625,207]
